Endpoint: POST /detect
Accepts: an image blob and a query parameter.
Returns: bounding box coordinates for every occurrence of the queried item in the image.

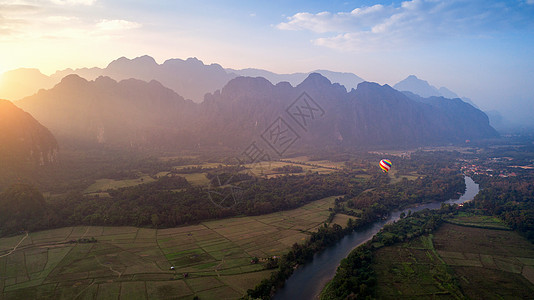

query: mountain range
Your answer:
[226,68,365,92]
[16,72,498,152]
[3,56,496,131]
[0,99,58,168]
[393,75,479,108]
[1,55,366,103]
[16,75,198,149]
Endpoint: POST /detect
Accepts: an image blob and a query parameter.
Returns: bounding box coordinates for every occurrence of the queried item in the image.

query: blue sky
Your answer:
[1,0,534,125]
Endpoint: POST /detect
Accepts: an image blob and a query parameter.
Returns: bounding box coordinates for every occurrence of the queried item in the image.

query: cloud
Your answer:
[45,15,79,23]
[0,3,39,14]
[277,5,390,34]
[277,0,534,51]
[0,3,38,38]
[50,0,96,5]
[95,19,142,31]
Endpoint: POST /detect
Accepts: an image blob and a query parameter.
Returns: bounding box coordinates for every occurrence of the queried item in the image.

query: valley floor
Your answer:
[374,215,534,299]
[0,196,340,299]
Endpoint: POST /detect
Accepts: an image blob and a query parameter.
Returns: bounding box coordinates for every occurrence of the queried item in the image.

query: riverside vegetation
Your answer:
[1,150,468,299]
[321,143,534,299]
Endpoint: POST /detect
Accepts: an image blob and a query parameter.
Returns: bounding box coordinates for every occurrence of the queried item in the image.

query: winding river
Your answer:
[273,176,479,300]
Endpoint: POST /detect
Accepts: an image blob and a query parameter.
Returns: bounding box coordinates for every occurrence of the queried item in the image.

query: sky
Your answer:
[1,0,534,126]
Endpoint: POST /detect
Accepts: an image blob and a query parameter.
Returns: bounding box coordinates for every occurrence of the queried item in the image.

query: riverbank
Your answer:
[0,196,340,299]
[274,176,478,300]
[372,215,534,299]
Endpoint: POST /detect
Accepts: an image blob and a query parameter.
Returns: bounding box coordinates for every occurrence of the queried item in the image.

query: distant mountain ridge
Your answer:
[52,56,234,103]
[0,68,56,101]
[197,73,498,147]
[17,73,498,151]
[0,100,58,167]
[17,75,198,148]
[1,55,366,103]
[394,75,457,98]
[393,75,479,108]
[225,68,365,91]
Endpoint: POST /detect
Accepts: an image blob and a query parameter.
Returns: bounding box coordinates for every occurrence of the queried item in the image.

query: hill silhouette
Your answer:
[17,73,498,152]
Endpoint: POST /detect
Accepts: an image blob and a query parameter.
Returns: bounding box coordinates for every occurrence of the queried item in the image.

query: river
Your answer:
[273,176,479,300]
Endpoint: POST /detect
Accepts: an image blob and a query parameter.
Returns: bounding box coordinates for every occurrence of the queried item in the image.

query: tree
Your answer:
[151,214,160,228]
[0,183,46,231]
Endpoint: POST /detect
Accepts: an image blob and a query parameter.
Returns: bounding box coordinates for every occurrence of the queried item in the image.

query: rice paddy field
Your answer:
[244,158,342,179]
[0,196,339,299]
[84,176,157,194]
[373,215,534,299]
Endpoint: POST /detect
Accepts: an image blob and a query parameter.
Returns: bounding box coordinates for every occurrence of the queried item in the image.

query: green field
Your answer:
[444,212,511,230]
[181,173,211,186]
[330,213,356,228]
[238,157,343,179]
[374,215,534,299]
[0,196,340,299]
[82,158,346,194]
[84,176,156,194]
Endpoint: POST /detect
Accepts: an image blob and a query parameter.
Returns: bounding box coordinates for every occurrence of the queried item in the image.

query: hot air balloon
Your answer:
[379,159,392,173]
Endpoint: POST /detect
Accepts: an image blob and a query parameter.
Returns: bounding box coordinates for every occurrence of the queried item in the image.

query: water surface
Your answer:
[273,176,479,300]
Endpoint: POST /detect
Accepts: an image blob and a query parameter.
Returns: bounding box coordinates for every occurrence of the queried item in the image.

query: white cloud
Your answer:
[45,15,78,23]
[0,3,38,38]
[527,0,534,5]
[50,0,96,5]
[277,0,534,51]
[0,3,39,14]
[277,5,389,34]
[95,19,141,31]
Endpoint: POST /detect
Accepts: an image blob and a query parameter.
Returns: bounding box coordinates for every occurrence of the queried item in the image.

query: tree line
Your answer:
[243,171,466,299]
[0,172,353,236]
[320,205,460,299]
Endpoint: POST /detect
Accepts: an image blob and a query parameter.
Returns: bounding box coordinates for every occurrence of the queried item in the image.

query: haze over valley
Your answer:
[1,1,533,299]
[0,55,529,132]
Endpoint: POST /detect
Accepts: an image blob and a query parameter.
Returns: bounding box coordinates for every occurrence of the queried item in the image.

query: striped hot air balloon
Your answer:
[379,159,392,173]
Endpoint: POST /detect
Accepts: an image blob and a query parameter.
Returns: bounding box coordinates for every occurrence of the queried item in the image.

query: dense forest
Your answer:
[0,172,347,236]
[469,175,534,242]
[0,150,463,238]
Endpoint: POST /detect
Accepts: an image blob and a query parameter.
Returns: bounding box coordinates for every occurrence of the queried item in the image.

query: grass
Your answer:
[84,176,156,194]
[388,170,421,184]
[145,280,193,299]
[374,215,534,299]
[182,173,210,186]
[96,282,121,299]
[80,158,344,193]
[330,213,355,228]
[119,281,147,299]
[0,195,340,299]
[195,286,241,300]
[219,270,275,294]
[244,159,341,179]
[185,277,225,292]
[445,212,511,230]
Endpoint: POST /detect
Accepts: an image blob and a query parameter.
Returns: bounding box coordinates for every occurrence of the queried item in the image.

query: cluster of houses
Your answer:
[459,158,521,178]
